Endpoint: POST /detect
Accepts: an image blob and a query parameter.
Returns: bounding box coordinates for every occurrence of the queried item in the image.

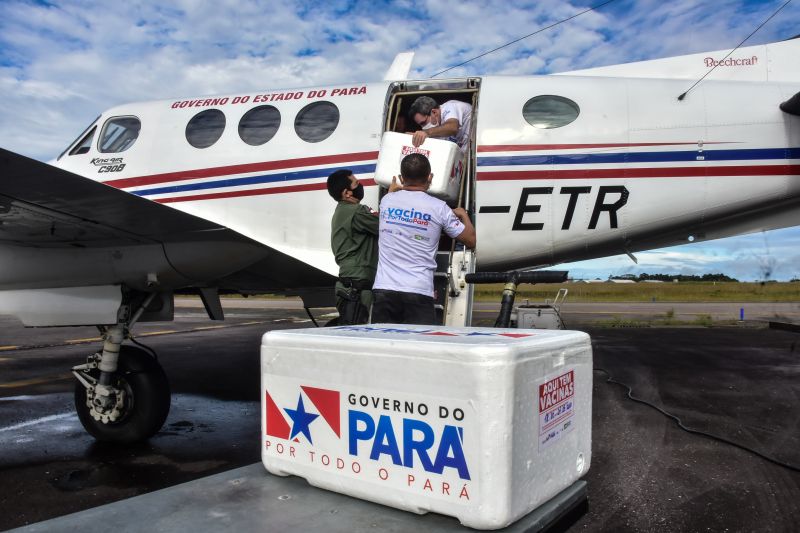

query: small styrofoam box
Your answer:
[261,324,592,530]
[374,132,463,203]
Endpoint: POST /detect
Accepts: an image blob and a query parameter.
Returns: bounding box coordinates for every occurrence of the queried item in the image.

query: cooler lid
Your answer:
[262,324,590,363]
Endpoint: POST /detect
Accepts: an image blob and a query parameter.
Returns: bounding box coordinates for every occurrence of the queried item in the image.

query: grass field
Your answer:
[472,282,800,303]
[219,281,800,304]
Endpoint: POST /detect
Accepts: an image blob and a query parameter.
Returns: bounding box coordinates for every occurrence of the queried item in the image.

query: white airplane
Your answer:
[1,37,798,443]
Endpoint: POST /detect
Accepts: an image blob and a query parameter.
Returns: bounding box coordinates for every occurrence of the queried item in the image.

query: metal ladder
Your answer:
[433,249,476,327]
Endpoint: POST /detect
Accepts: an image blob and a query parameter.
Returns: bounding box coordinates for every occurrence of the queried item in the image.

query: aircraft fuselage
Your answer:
[50,74,800,277]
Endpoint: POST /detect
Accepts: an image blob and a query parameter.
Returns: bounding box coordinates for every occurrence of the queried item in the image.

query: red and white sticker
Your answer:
[538,369,575,450]
[401,145,431,157]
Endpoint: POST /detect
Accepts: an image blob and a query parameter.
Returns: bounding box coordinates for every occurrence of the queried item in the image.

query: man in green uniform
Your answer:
[327,169,379,325]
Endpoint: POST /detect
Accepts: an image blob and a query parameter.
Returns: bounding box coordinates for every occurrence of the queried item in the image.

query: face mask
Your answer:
[422,117,438,130]
[351,183,364,200]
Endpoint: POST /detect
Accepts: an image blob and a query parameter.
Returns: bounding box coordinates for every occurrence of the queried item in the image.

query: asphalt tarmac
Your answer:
[1,301,799,531]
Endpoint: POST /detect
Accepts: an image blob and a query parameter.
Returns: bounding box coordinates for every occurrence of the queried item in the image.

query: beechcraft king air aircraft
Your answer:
[1,38,799,443]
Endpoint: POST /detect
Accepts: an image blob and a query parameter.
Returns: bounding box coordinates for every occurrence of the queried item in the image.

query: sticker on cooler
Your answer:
[401,145,431,157]
[538,369,576,450]
[263,378,476,503]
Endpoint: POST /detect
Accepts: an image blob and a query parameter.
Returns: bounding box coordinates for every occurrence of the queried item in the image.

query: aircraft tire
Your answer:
[74,346,171,443]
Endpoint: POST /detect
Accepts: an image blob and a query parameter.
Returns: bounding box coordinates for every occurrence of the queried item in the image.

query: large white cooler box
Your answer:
[261,324,592,530]
[374,131,464,204]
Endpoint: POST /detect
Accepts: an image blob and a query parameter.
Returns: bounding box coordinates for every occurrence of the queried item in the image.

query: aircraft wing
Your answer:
[0,148,334,293]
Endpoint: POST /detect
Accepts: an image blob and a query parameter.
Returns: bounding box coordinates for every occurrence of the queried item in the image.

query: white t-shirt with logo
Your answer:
[373,190,465,297]
[439,100,472,151]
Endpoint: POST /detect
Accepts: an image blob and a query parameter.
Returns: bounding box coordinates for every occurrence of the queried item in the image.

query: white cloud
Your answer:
[3,0,797,158]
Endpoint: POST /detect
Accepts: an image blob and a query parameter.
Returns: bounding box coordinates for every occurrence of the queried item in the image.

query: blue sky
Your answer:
[1,0,798,280]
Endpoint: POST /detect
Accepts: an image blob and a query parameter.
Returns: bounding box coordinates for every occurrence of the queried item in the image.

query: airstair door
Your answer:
[380,78,481,327]
[435,248,476,326]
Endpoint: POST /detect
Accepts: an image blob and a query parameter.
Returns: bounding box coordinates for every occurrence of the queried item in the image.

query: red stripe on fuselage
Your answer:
[477,164,800,181]
[147,164,798,203]
[476,142,731,152]
[105,151,380,189]
[155,179,377,204]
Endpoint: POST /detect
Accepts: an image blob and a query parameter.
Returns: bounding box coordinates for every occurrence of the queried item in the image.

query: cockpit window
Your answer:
[186,109,226,149]
[99,116,141,153]
[59,116,100,159]
[67,126,97,157]
[239,105,281,146]
[522,95,580,129]
[295,101,339,143]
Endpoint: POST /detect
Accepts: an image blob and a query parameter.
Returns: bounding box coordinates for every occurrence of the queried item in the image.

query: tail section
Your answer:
[384,52,415,81]
[559,36,800,82]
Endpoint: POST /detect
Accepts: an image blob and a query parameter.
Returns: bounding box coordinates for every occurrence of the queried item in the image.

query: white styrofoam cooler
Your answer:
[374,132,463,203]
[261,324,592,530]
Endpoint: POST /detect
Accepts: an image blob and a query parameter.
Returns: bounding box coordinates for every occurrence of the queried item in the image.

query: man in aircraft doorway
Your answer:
[327,169,380,325]
[372,153,476,325]
[409,96,472,152]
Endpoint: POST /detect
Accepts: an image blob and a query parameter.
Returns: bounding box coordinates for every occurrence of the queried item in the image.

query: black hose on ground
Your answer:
[594,367,800,473]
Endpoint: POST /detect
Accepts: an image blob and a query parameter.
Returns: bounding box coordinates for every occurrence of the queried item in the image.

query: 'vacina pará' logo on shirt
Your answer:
[385,208,433,228]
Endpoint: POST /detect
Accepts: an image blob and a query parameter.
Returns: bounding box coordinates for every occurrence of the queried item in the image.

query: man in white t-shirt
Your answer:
[372,153,476,325]
[408,96,472,152]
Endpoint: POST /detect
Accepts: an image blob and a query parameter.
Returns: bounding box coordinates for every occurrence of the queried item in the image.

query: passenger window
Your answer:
[99,117,141,153]
[295,101,339,143]
[522,95,580,129]
[186,109,226,149]
[238,105,281,146]
[67,125,97,157]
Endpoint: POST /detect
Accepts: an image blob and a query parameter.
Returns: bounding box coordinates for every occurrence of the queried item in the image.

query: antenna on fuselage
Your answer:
[428,0,620,78]
[677,0,794,101]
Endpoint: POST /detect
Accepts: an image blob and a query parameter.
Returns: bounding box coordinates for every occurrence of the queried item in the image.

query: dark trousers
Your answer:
[335,295,370,325]
[335,279,372,325]
[371,289,437,325]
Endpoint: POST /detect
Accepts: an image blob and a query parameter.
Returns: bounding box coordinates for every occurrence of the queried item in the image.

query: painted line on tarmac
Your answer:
[137,329,178,336]
[0,412,76,432]
[66,337,102,344]
[0,374,73,389]
[0,320,275,353]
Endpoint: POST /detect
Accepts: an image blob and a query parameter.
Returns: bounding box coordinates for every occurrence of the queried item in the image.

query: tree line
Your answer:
[609,273,739,282]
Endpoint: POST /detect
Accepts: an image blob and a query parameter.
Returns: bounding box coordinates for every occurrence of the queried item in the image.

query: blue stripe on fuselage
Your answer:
[132,163,377,196]
[477,147,800,167]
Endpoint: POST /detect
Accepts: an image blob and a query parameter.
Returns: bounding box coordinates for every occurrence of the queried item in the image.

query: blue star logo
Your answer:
[284,395,319,443]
